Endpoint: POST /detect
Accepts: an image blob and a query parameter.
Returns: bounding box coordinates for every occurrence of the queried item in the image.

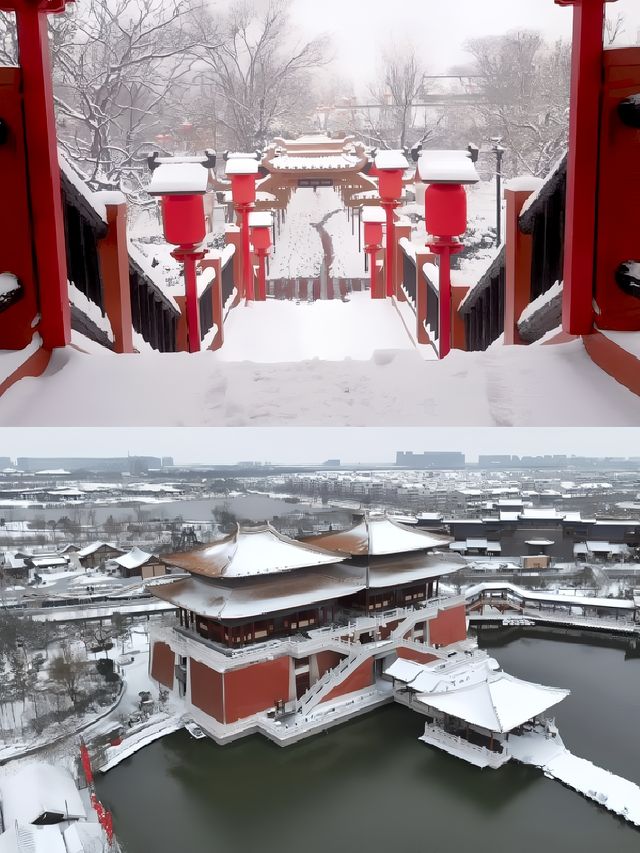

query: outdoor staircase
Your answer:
[296,646,375,716]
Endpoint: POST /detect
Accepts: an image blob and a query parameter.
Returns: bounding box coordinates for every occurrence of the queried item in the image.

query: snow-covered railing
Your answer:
[519,154,567,304]
[60,159,108,317]
[128,254,179,352]
[198,245,237,339]
[458,245,505,351]
[400,240,417,309]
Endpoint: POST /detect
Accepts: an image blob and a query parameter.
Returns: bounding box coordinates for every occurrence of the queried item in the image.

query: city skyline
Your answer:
[3,427,640,465]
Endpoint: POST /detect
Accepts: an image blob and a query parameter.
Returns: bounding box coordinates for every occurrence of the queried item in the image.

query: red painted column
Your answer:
[96,196,134,354]
[556,0,607,334]
[503,187,538,344]
[438,245,452,359]
[256,250,267,301]
[382,201,397,298]
[239,204,254,301]
[15,2,71,349]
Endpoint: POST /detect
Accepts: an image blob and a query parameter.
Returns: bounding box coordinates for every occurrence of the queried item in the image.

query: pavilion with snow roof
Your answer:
[148,520,471,743]
[387,653,569,769]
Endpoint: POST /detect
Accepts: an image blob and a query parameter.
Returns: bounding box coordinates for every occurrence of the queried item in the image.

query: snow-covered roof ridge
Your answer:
[303,512,453,556]
[76,540,121,557]
[112,546,154,570]
[161,522,346,579]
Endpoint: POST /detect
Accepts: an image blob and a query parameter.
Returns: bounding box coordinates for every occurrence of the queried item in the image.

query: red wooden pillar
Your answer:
[503,186,539,344]
[96,194,134,353]
[9,0,73,349]
[555,0,609,335]
[199,255,224,350]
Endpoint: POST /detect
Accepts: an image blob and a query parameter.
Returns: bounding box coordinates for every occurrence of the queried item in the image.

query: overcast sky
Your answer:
[2,428,640,465]
[288,0,640,89]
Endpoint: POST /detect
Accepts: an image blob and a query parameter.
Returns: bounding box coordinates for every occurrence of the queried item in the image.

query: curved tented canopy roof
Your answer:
[302,514,453,556]
[161,523,346,579]
[368,551,467,587]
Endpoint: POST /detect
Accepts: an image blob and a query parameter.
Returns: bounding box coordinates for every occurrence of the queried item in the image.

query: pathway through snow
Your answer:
[1,328,640,425]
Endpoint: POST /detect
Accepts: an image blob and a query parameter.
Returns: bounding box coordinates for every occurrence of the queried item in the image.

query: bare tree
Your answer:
[49,645,86,708]
[196,0,328,150]
[50,0,216,194]
[465,31,571,177]
[361,46,442,150]
[605,12,625,46]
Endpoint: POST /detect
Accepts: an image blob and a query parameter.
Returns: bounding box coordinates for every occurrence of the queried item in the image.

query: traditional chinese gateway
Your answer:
[147,515,470,744]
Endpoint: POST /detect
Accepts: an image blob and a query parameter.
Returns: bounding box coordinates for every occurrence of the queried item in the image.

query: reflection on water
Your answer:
[97,633,640,853]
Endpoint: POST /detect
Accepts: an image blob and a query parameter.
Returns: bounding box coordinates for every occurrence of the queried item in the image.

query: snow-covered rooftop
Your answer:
[151,565,363,619]
[76,541,120,558]
[0,762,86,826]
[161,523,345,578]
[304,514,453,556]
[248,212,273,228]
[0,825,66,853]
[112,547,154,570]
[362,206,386,224]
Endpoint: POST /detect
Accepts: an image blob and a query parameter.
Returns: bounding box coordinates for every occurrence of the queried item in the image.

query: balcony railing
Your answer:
[401,242,417,308]
[128,255,179,352]
[459,246,505,351]
[519,154,567,302]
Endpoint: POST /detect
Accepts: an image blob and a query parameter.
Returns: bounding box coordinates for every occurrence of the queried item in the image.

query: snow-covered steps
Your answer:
[509,729,640,828]
[583,328,640,397]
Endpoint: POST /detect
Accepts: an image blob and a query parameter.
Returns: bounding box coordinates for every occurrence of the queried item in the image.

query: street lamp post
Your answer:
[491,137,505,246]
[226,156,260,301]
[419,150,479,359]
[374,150,410,298]
[147,152,215,353]
[362,206,386,298]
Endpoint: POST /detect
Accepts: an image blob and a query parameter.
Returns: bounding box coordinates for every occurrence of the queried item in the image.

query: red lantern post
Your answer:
[362,207,385,298]
[249,212,273,301]
[226,157,259,301]
[374,150,409,298]
[419,150,479,358]
[148,154,215,352]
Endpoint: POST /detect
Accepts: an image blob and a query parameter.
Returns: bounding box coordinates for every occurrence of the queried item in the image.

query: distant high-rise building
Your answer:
[0,457,13,469]
[161,457,174,468]
[396,451,465,469]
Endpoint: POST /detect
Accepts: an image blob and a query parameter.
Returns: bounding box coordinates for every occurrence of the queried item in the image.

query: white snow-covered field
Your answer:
[1,326,640,425]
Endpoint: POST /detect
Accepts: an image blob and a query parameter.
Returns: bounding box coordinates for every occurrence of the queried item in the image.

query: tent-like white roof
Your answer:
[0,825,66,853]
[112,547,154,570]
[387,657,569,734]
[162,523,345,579]
[304,514,452,556]
[0,762,86,826]
[415,670,569,733]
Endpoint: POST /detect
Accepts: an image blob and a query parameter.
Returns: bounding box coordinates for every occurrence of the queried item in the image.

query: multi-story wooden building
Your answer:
[148,515,467,744]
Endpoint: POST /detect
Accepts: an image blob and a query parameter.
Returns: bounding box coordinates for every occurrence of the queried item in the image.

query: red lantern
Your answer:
[249,212,273,251]
[226,158,259,205]
[425,184,467,238]
[374,150,409,201]
[147,162,209,248]
[161,195,206,247]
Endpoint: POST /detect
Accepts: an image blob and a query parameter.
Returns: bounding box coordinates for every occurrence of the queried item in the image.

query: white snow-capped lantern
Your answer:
[361,206,386,224]
[374,149,410,171]
[418,150,480,185]
[147,162,209,196]
[225,158,260,176]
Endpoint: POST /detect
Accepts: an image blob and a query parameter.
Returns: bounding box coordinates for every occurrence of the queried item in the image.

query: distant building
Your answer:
[16,456,164,473]
[396,451,465,469]
[76,541,125,568]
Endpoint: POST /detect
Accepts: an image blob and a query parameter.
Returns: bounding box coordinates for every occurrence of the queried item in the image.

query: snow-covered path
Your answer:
[218,292,418,362]
[1,323,640,425]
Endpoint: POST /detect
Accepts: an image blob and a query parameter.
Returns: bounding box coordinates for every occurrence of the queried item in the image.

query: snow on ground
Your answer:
[218,292,419,362]
[268,189,330,279]
[1,324,640,425]
[0,334,42,386]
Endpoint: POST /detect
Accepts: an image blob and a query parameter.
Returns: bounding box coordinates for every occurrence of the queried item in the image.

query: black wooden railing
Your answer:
[425,272,439,342]
[198,249,236,340]
[128,258,178,352]
[61,170,106,311]
[401,245,417,308]
[519,153,567,301]
[459,246,506,352]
